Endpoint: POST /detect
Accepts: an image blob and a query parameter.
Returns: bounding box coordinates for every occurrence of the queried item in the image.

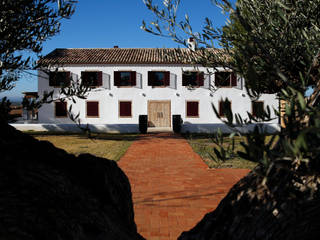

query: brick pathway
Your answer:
[118,133,250,240]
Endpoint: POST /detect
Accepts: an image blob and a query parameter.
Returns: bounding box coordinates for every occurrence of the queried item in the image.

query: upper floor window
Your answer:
[215,71,237,87]
[148,71,170,87]
[49,71,71,87]
[114,71,136,87]
[81,71,102,87]
[182,71,204,87]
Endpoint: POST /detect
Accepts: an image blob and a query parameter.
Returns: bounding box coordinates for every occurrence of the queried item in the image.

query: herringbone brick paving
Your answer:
[119,133,250,240]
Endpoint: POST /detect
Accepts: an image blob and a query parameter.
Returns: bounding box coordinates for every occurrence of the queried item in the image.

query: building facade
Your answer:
[37,48,279,133]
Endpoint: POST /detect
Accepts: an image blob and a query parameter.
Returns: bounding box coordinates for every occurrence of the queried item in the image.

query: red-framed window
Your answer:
[148,71,170,87]
[49,71,71,87]
[86,101,99,117]
[186,101,199,117]
[215,72,237,87]
[81,71,102,87]
[182,71,204,87]
[219,100,232,117]
[252,101,264,118]
[114,71,136,87]
[55,101,67,117]
[119,101,132,117]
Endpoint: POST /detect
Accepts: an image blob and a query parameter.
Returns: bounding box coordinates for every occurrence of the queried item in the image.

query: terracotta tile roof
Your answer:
[38,48,226,65]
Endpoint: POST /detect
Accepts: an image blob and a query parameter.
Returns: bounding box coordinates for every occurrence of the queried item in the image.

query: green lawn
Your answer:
[184,133,260,169]
[26,132,137,161]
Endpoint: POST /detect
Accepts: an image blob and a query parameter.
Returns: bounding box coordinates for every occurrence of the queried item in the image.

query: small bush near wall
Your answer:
[173,115,182,133]
[139,115,148,134]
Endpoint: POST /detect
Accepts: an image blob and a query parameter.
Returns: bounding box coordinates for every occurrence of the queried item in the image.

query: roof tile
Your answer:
[39,48,225,65]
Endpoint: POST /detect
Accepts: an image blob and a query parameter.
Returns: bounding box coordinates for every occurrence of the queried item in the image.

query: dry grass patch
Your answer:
[27,132,137,161]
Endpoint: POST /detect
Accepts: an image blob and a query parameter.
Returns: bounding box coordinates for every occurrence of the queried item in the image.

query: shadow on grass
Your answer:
[24,131,138,141]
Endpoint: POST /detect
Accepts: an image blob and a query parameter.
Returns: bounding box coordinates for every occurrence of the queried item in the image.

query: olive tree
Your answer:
[143,1,320,238]
[0,0,92,131]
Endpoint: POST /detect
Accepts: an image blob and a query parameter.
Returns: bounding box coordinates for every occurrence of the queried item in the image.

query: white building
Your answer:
[36,47,279,133]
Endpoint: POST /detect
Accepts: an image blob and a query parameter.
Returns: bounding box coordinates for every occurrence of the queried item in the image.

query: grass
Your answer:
[26,132,137,161]
[184,133,277,169]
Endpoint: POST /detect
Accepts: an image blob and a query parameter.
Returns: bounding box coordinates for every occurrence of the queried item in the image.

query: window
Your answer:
[215,72,237,87]
[219,100,232,117]
[55,101,67,117]
[182,71,204,87]
[114,71,136,87]
[86,101,99,117]
[186,101,199,117]
[252,101,264,118]
[81,71,102,87]
[119,101,132,117]
[49,71,71,87]
[148,71,170,87]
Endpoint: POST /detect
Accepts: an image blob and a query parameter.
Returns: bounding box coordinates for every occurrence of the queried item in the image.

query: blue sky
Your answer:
[1,0,230,102]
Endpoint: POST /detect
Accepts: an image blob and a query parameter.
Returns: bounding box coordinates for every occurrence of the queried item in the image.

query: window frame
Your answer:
[119,101,132,118]
[186,100,200,118]
[148,71,170,87]
[86,101,99,118]
[114,71,136,87]
[214,71,237,88]
[81,71,102,87]
[49,71,71,88]
[54,101,68,118]
[252,101,264,119]
[182,71,204,87]
[218,100,232,117]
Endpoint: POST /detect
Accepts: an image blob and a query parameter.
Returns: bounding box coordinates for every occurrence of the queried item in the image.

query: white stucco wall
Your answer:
[37,64,280,133]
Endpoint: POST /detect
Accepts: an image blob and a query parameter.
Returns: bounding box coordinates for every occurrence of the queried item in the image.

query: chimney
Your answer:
[187,37,196,51]
[113,46,119,48]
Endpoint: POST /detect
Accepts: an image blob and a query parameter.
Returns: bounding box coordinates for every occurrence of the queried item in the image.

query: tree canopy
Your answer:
[0,0,77,92]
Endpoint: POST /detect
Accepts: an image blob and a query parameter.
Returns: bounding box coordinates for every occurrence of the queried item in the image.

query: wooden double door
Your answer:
[148,101,171,127]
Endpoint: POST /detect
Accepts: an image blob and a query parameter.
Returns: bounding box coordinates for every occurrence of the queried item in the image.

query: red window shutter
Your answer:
[130,71,136,86]
[114,71,121,86]
[187,101,199,117]
[120,101,132,117]
[97,71,103,86]
[219,100,231,117]
[87,101,99,117]
[252,101,264,117]
[81,71,88,85]
[197,72,204,86]
[49,72,70,87]
[164,71,170,86]
[231,73,237,86]
[55,101,67,117]
[148,72,154,86]
[49,72,57,86]
[63,71,71,86]
[182,72,188,86]
[219,101,224,116]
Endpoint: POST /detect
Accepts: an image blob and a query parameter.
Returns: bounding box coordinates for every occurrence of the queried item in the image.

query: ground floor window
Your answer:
[55,101,67,117]
[219,99,232,117]
[86,101,99,117]
[252,101,264,118]
[119,101,132,117]
[186,101,199,117]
